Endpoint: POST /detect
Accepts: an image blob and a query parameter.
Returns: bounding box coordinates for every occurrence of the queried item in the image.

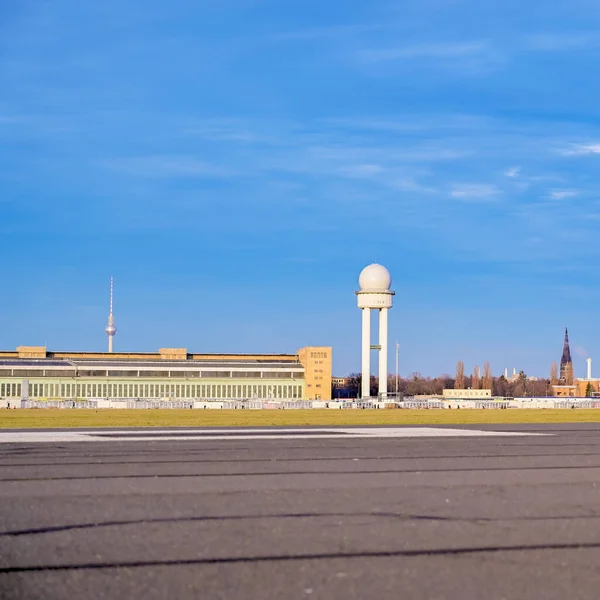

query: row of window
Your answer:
[0,383,21,397]
[4,369,304,379]
[24,381,304,400]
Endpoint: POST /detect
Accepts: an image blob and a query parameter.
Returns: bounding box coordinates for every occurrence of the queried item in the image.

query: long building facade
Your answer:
[0,345,332,403]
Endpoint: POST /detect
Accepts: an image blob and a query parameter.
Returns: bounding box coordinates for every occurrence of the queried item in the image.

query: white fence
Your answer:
[16,397,315,410]
[18,399,99,409]
[8,396,600,410]
[397,397,600,409]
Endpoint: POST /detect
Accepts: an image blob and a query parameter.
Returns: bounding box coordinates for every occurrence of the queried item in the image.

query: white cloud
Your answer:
[183,127,262,143]
[527,236,544,245]
[549,189,579,200]
[450,184,499,200]
[561,143,600,156]
[325,115,488,133]
[273,23,381,41]
[335,164,435,193]
[0,114,29,124]
[96,156,232,178]
[360,41,488,63]
[387,176,436,194]
[504,166,521,177]
[524,33,597,52]
[337,164,384,177]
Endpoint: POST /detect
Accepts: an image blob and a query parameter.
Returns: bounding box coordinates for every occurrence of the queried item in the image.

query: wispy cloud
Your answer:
[8,108,600,259]
[325,115,489,133]
[524,33,598,52]
[561,143,600,156]
[182,127,263,143]
[0,114,29,125]
[273,23,382,41]
[359,41,489,63]
[328,165,433,194]
[96,156,232,178]
[549,189,579,200]
[355,37,513,77]
[450,183,500,201]
[337,163,384,177]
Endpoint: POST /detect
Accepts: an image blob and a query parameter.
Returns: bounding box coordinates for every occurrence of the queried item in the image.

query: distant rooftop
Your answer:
[2,346,300,364]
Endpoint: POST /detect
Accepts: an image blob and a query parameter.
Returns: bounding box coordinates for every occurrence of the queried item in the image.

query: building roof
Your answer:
[0,346,301,364]
[1,358,302,370]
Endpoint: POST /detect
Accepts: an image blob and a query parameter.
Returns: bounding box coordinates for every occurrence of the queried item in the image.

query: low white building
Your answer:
[443,388,492,399]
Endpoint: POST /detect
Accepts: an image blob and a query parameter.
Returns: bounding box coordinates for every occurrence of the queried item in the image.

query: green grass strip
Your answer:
[1,408,600,429]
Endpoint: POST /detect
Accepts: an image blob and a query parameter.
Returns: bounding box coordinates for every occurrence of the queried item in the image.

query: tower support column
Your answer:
[361,307,371,398]
[379,308,388,398]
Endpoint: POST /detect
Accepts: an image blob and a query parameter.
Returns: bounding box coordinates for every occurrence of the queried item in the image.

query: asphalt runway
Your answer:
[1,423,600,599]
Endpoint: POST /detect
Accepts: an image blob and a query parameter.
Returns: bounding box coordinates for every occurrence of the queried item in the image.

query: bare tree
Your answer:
[370,375,379,397]
[494,375,509,397]
[455,360,465,389]
[531,379,548,397]
[550,361,558,385]
[343,373,361,398]
[514,370,527,397]
[472,365,480,389]
[482,361,492,390]
[564,363,574,386]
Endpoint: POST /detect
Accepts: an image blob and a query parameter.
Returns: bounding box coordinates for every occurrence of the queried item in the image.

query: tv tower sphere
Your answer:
[356,264,394,399]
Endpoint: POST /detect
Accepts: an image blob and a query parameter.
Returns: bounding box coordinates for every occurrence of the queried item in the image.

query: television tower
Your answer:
[105,276,117,352]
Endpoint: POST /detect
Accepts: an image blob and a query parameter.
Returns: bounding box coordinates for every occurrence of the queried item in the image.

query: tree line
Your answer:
[338,360,553,398]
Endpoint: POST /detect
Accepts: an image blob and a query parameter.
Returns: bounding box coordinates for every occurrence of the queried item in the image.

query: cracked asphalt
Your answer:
[1,423,600,599]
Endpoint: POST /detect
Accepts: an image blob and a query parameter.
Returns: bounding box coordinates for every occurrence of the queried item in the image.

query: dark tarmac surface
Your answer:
[2,423,600,599]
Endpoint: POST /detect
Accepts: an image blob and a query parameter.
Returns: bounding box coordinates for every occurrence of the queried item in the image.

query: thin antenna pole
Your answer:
[109,276,114,316]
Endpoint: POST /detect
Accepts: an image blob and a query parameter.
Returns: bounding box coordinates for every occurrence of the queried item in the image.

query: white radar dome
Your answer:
[359,263,392,291]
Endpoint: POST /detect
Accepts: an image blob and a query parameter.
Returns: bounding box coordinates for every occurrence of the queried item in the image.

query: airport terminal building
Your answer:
[0,345,332,404]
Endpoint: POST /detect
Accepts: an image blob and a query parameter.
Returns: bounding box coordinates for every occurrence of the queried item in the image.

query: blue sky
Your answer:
[2,0,600,378]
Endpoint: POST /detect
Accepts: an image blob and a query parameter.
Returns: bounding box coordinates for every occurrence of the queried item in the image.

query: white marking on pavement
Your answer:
[0,427,547,443]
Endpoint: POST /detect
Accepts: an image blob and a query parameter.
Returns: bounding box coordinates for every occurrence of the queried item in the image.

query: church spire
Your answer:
[560,327,573,382]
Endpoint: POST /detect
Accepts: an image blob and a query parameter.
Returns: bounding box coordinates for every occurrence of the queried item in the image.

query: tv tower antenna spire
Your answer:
[105,276,117,352]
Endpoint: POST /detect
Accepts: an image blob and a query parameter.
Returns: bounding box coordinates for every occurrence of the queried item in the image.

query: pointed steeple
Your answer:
[560,327,573,382]
[561,328,572,365]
